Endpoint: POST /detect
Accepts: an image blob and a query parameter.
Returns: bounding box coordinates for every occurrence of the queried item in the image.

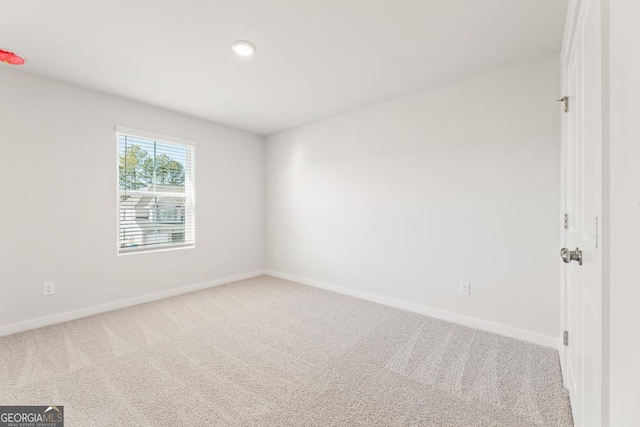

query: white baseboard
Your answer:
[0,270,268,337]
[2,269,558,349]
[267,270,558,349]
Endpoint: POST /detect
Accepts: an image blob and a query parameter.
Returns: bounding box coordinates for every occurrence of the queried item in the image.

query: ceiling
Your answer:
[0,0,567,135]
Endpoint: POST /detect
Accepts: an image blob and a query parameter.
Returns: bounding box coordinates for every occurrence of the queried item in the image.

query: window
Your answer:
[116,127,196,254]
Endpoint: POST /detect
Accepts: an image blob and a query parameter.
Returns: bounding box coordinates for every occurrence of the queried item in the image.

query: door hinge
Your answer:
[557,96,569,112]
[563,330,569,346]
[564,213,569,230]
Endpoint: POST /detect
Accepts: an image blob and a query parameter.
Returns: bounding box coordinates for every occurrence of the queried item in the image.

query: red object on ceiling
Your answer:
[0,49,25,65]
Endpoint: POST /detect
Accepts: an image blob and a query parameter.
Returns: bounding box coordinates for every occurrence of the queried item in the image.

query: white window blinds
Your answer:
[116,127,196,254]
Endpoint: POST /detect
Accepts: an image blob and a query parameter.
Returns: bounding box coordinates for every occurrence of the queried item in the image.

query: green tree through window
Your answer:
[119,143,186,190]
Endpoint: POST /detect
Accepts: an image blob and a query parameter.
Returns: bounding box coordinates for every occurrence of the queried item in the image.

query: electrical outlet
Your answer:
[43,282,55,296]
[459,281,470,296]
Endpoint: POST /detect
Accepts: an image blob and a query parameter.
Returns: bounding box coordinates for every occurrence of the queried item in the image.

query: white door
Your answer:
[561,0,603,425]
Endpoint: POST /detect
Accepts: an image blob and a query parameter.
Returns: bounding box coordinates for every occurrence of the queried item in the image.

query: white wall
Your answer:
[608,0,640,424]
[266,55,561,342]
[0,69,265,331]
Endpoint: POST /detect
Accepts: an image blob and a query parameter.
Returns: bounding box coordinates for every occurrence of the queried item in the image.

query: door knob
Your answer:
[561,247,582,265]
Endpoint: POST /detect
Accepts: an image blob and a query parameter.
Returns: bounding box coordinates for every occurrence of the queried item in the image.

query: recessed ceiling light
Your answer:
[232,40,256,57]
[0,49,25,65]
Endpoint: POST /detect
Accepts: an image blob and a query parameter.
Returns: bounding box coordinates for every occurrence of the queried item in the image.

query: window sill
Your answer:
[118,243,195,256]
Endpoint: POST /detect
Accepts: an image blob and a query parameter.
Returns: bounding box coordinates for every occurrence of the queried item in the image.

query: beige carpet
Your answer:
[0,275,573,426]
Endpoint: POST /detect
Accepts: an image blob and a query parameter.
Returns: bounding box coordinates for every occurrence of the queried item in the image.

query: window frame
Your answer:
[115,126,196,255]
